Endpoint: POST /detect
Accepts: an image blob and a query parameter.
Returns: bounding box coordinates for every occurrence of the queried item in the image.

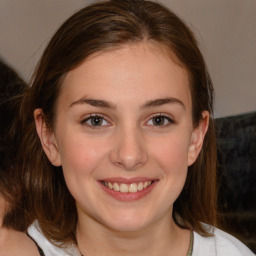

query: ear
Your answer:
[34,109,62,166]
[187,111,209,166]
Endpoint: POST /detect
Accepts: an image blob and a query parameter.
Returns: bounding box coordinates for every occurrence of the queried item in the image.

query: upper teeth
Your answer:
[104,181,152,193]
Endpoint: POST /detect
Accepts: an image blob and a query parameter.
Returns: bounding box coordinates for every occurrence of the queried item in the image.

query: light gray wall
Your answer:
[0,0,255,117]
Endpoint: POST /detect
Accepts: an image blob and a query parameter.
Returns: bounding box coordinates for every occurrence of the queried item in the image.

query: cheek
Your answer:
[148,134,191,211]
[58,133,109,176]
[151,133,191,172]
[58,135,110,203]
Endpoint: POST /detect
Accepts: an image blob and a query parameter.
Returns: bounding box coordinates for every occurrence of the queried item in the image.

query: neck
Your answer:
[76,213,190,256]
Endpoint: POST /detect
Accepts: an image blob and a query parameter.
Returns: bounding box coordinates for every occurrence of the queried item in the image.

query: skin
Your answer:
[0,194,40,256]
[35,42,209,256]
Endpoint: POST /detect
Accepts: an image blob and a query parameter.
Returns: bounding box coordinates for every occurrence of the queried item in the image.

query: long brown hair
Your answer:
[19,0,216,245]
[0,60,30,231]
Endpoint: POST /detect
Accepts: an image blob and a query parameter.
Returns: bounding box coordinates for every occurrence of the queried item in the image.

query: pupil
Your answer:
[92,116,102,126]
[153,117,164,125]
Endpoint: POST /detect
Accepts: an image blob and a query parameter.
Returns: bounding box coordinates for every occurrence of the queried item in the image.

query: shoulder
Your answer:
[213,227,254,255]
[0,228,40,256]
[27,221,80,256]
[193,224,255,256]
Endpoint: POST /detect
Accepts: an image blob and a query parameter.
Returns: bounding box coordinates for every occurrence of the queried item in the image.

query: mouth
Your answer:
[98,178,158,201]
[101,180,154,193]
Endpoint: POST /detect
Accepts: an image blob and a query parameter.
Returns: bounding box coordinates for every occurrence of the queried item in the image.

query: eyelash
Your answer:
[80,113,175,129]
[80,114,111,129]
[146,113,175,127]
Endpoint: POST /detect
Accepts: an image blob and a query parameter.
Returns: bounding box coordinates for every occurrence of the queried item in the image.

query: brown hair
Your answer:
[0,60,30,231]
[19,0,216,245]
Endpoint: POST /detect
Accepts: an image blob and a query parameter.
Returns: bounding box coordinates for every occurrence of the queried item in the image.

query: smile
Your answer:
[103,181,152,193]
[99,178,158,201]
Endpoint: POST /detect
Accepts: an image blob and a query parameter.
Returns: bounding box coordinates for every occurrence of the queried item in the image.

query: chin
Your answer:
[100,210,154,232]
[107,220,148,233]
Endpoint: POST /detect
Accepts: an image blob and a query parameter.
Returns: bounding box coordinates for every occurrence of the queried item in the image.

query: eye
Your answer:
[146,114,174,126]
[81,114,110,128]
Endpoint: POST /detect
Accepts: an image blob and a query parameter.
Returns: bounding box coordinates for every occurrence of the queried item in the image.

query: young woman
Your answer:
[19,0,254,255]
[0,61,40,255]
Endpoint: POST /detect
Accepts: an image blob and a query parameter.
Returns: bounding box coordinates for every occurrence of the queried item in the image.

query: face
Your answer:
[35,43,208,232]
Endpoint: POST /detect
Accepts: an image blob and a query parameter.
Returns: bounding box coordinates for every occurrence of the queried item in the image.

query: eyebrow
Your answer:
[69,97,185,110]
[70,98,116,109]
[141,97,185,109]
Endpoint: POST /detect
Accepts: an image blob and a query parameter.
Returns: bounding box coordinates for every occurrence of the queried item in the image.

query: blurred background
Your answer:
[0,0,255,117]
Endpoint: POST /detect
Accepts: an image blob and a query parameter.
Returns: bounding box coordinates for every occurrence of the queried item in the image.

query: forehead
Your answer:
[58,42,191,111]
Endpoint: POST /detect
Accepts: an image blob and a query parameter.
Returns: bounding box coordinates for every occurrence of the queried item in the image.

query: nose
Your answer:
[109,126,148,171]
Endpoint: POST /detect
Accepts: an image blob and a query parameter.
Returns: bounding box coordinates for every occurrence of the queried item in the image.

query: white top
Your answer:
[193,225,254,256]
[28,221,255,256]
[28,221,80,256]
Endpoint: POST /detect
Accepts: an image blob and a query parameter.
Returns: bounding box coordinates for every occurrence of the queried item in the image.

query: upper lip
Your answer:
[99,177,158,184]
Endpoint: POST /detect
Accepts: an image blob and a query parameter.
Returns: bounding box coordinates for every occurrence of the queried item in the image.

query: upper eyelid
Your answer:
[145,113,176,126]
[79,112,175,124]
[147,113,175,120]
[82,113,109,120]
[80,113,111,125]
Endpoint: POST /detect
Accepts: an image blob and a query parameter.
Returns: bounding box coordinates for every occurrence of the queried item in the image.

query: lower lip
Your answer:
[99,181,158,201]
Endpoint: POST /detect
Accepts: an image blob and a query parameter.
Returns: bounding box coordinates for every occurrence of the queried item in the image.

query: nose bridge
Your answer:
[110,123,147,170]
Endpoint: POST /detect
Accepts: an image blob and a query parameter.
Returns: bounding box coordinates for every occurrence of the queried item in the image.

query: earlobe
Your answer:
[187,111,209,166]
[34,109,62,166]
